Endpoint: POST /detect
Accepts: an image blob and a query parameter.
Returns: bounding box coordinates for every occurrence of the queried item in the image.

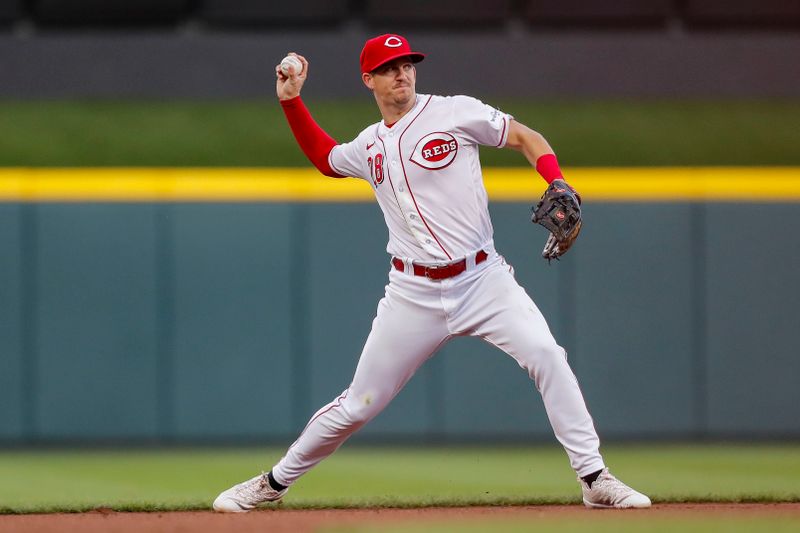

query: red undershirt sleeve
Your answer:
[280,96,345,178]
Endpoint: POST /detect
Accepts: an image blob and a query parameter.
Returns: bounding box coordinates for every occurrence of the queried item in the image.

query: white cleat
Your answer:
[212,473,289,513]
[579,468,651,509]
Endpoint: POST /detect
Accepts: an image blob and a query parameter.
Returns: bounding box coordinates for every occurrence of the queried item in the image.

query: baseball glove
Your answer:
[531,179,582,261]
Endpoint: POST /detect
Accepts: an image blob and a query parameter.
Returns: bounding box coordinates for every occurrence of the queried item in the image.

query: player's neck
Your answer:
[376,93,417,126]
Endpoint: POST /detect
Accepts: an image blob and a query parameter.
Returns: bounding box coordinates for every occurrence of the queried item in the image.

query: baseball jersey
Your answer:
[328,94,512,263]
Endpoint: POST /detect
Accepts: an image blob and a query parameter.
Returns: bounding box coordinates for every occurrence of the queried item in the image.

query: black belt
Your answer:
[392,250,488,280]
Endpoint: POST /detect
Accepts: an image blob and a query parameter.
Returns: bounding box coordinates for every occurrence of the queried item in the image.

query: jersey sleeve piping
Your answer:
[496,115,510,148]
[327,148,349,178]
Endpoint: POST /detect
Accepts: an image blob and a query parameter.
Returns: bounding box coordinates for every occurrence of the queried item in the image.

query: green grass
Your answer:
[0,100,799,167]
[0,443,798,514]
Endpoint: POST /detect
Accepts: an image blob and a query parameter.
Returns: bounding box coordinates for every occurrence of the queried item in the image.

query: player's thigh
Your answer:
[349,276,450,407]
[468,265,562,370]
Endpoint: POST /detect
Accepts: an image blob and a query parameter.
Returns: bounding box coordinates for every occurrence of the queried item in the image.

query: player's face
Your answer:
[365,57,416,107]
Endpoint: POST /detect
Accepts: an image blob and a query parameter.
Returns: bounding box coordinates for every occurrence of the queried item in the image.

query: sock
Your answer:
[267,471,288,491]
[581,469,603,488]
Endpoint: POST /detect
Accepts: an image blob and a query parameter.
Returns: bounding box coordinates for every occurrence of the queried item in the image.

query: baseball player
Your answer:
[213,34,650,512]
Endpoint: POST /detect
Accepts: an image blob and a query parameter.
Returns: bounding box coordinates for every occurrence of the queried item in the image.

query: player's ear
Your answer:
[362,72,374,90]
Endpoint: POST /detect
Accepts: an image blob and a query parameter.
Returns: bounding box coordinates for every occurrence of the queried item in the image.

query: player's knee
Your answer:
[520,342,568,379]
[539,343,569,369]
[340,393,385,426]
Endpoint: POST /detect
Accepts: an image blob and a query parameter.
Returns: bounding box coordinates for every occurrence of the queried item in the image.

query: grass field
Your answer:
[1,100,799,167]
[0,443,798,514]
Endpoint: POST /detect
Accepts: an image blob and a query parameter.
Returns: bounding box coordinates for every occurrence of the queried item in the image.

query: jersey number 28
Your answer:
[368,153,384,187]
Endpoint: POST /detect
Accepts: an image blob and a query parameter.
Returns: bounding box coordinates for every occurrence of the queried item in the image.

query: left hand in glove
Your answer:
[531,179,582,261]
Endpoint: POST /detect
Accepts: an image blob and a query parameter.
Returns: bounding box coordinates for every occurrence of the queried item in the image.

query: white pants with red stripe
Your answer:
[271,251,605,486]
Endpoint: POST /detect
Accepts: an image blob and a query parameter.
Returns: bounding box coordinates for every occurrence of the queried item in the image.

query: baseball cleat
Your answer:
[579,468,651,509]
[212,472,288,513]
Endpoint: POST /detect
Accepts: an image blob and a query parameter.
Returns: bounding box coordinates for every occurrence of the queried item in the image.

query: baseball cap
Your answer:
[360,34,425,74]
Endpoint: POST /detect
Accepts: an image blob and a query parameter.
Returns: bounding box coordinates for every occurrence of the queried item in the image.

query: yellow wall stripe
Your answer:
[0,167,799,202]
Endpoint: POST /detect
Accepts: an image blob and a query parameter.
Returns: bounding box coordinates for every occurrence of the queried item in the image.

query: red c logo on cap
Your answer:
[384,36,402,48]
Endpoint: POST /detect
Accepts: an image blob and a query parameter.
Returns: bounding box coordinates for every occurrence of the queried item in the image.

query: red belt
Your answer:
[392,250,488,280]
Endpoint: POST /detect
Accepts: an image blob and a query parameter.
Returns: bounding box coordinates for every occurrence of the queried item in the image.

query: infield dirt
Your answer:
[1,503,798,533]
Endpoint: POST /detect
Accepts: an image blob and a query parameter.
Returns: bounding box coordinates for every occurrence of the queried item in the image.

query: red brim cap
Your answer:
[360,34,425,74]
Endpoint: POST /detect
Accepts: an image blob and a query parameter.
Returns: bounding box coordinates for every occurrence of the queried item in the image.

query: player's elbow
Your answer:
[508,122,552,160]
[308,147,345,177]
[506,121,542,151]
[318,164,346,178]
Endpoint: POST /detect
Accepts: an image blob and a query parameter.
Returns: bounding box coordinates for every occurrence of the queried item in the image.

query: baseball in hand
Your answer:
[280,55,303,77]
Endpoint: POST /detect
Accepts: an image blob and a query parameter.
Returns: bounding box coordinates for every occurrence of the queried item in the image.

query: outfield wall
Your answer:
[1,168,799,443]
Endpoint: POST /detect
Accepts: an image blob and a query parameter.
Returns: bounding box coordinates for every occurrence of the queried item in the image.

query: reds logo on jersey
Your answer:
[410,132,459,170]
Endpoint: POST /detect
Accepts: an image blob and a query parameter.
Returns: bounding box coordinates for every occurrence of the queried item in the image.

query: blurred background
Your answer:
[1,0,800,100]
[0,0,799,448]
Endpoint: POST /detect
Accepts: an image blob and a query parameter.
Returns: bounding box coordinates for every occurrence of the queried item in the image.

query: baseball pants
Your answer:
[271,250,605,485]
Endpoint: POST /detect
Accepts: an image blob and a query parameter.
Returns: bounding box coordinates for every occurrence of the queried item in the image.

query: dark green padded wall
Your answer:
[33,204,160,439]
[572,204,696,437]
[1,201,798,443]
[705,204,800,435]
[0,204,22,438]
[169,204,294,439]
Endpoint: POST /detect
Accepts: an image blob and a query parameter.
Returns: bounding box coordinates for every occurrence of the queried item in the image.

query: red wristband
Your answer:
[535,153,563,184]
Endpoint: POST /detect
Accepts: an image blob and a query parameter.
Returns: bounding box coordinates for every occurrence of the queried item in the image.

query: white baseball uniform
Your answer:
[271,93,605,486]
